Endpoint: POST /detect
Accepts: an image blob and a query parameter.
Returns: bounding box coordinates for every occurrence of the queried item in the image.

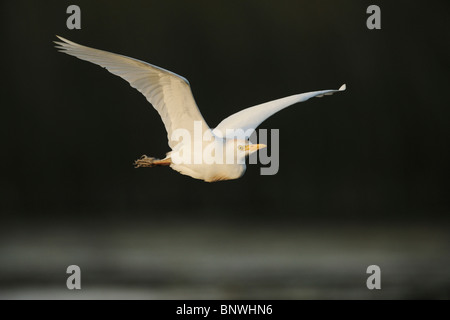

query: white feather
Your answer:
[213,85,346,138]
[55,36,212,148]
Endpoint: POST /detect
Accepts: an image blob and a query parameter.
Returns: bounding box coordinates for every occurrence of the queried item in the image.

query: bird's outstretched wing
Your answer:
[55,36,211,148]
[213,85,346,139]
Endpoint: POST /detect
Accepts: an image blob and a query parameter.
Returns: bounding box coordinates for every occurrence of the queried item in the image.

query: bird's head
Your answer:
[226,139,267,161]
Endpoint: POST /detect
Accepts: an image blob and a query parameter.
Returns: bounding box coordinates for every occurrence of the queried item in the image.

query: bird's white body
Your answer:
[55,36,346,182]
[167,138,250,182]
[171,159,247,182]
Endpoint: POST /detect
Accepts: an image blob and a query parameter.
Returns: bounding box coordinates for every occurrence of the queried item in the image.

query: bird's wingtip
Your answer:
[339,84,346,91]
[54,35,73,44]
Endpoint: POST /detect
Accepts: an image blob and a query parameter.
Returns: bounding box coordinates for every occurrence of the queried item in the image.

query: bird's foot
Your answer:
[134,155,171,168]
[134,155,157,168]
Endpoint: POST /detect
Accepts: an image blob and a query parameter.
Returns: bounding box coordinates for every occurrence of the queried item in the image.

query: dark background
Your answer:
[0,0,449,299]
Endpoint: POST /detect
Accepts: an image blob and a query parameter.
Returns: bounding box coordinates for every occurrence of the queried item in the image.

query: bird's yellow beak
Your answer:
[245,144,267,152]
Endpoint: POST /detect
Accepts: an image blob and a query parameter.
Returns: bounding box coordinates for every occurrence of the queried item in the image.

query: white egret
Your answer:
[55,36,345,182]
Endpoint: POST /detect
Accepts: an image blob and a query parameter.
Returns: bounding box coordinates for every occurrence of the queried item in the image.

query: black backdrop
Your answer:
[2,0,449,221]
[0,0,449,299]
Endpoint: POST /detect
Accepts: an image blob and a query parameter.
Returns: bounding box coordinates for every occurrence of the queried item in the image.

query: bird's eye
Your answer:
[238,145,244,151]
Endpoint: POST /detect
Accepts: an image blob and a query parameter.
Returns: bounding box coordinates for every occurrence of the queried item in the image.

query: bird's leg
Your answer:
[134,155,171,168]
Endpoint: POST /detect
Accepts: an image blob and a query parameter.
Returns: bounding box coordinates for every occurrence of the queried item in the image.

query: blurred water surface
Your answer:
[0,218,449,299]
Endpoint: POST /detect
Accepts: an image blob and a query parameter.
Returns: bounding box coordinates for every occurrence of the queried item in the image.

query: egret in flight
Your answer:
[55,36,345,182]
